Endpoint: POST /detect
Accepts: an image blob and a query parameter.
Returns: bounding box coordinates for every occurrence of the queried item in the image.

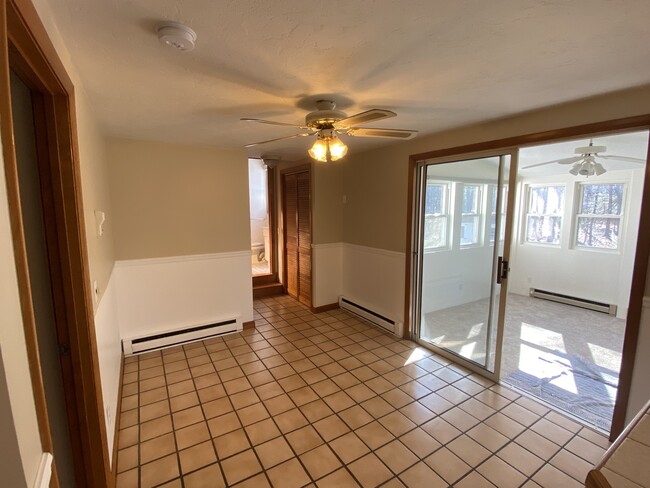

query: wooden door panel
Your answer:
[283,169,311,306]
[284,173,299,298]
[297,171,311,305]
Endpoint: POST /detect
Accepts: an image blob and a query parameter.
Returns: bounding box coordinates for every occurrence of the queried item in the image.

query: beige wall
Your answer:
[107,138,250,260]
[77,92,114,307]
[343,84,650,253]
[312,160,344,244]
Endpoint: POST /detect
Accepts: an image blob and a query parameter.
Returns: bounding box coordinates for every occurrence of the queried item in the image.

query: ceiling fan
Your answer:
[522,139,645,177]
[241,100,418,162]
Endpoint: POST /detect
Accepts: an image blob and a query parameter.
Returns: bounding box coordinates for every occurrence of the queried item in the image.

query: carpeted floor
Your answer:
[422,294,625,430]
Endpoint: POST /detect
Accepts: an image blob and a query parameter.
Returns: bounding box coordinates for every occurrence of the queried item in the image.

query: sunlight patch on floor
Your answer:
[460,341,477,359]
[518,343,578,394]
[588,342,622,372]
[403,347,429,366]
[468,322,484,339]
[520,322,566,353]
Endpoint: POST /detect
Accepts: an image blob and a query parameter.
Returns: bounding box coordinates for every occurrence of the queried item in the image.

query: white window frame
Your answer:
[423,181,452,251]
[489,184,507,245]
[459,183,483,248]
[574,181,626,252]
[523,184,566,246]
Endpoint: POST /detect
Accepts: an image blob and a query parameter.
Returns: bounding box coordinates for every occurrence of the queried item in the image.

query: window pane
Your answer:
[529,186,564,215]
[462,185,479,214]
[461,215,480,246]
[580,184,624,215]
[576,217,620,249]
[425,184,445,215]
[526,216,562,244]
[424,215,447,249]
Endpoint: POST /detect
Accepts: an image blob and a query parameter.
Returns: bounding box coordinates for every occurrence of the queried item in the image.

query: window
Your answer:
[460,184,481,246]
[575,183,625,250]
[423,182,450,249]
[489,185,508,243]
[525,185,565,245]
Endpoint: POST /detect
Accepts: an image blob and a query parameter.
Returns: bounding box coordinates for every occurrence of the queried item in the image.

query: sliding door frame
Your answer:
[410,148,519,383]
[405,115,650,440]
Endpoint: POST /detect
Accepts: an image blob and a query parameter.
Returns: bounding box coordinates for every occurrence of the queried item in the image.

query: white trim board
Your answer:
[115,250,251,267]
[343,242,406,259]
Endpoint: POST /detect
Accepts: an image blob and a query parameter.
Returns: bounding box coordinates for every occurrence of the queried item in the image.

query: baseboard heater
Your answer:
[122,317,241,355]
[529,288,617,315]
[338,296,403,336]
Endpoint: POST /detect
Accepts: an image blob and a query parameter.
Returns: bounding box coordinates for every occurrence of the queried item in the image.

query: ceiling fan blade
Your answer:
[244,133,312,148]
[241,117,308,129]
[334,109,396,128]
[598,155,646,163]
[346,127,417,139]
[556,156,584,165]
[521,156,582,170]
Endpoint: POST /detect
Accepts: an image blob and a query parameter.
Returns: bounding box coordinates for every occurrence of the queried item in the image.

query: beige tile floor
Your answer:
[115,295,611,487]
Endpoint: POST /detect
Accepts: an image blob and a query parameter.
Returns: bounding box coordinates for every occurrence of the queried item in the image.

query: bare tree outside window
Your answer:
[525,185,565,245]
[576,183,625,250]
[423,182,450,249]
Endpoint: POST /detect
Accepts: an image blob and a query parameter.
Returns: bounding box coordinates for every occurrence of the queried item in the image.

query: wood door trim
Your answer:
[1,0,111,485]
[0,0,55,480]
[405,115,650,440]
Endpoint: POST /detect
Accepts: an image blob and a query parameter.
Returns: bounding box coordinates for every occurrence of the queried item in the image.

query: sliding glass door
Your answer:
[412,151,518,379]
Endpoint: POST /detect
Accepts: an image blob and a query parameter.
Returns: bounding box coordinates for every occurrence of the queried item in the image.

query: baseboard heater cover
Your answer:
[529,288,617,315]
[338,296,403,336]
[122,317,242,355]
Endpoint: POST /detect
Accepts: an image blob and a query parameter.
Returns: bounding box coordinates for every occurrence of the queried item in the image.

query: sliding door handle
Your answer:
[496,256,509,284]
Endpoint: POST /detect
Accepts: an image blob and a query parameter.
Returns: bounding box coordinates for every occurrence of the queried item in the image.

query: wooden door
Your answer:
[282,169,311,306]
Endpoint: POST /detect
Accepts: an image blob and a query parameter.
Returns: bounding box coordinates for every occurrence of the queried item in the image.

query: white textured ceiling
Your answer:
[45,0,650,160]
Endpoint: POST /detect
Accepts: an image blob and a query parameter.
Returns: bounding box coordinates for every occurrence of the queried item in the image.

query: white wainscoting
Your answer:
[312,243,343,308]
[93,269,121,467]
[114,251,254,342]
[341,243,406,325]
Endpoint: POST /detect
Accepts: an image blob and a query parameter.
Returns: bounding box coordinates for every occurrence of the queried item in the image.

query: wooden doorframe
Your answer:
[405,115,650,440]
[280,163,312,305]
[1,0,110,486]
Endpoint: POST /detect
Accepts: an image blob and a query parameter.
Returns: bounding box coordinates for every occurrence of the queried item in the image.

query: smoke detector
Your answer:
[156,21,197,51]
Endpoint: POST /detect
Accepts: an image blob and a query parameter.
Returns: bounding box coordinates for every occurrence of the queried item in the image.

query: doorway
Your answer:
[501,130,649,432]
[10,69,77,486]
[409,122,650,438]
[249,158,272,277]
[281,165,312,307]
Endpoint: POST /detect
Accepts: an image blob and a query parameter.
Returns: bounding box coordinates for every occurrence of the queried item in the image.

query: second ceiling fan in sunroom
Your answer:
[522,139,645,177]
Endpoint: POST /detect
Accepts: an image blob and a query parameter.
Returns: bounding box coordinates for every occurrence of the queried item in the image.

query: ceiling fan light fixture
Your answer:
[308,130,348,162]
[594,162,607,176]
[578,161,595,177]
[569,163,581,176]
